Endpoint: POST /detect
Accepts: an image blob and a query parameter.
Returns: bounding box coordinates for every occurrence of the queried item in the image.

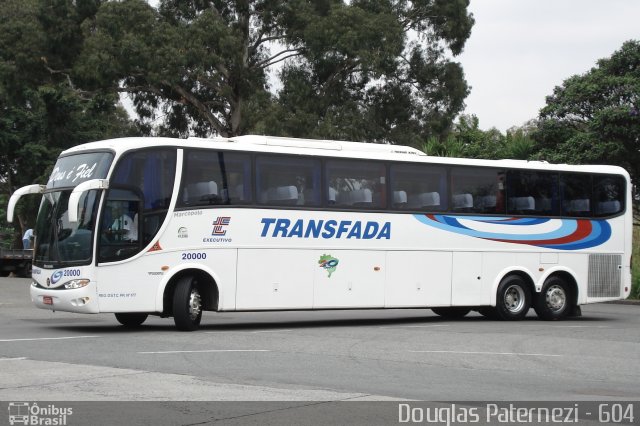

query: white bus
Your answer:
[8,135,633,330]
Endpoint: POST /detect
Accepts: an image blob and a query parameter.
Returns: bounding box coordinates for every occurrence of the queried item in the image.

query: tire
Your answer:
[495,275,532,320]
[19,263,32,278]
[173,276,203,331]
[0,270,10,278]
[431,307,471,319]
[534,276,572,321]
[115,312,148,327]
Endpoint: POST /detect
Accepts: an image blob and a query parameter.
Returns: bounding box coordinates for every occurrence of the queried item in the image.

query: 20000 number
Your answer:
[181,252,207,260]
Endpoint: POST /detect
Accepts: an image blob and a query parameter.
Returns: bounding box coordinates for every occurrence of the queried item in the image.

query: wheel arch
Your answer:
[539,269,580,307]
[490,267,536,307]
[156,264,220,316]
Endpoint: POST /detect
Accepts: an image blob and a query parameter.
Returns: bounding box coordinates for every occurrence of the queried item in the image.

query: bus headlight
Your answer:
[64,279,90,289]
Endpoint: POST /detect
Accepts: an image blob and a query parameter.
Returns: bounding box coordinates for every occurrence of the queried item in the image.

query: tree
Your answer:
[268,0,474,146]
[533,40,640,182]
[0,0,136,243]
[76,0,474,143]
[420,114,508,159]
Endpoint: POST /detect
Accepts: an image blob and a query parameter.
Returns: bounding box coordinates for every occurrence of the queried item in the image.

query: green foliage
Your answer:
[269,0,473,145]
[75,0,474,143]
[420,136,465,158]
[533,40,640,182]
[419,114,537,160]
[0,0,137,233]
[633,225,640,300]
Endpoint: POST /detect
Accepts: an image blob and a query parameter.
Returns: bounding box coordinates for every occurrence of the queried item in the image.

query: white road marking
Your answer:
[138,349,271,354]
[0,357,27,361]
[0,336,99,342]
[409,350,561,357]
[379,325,450,329]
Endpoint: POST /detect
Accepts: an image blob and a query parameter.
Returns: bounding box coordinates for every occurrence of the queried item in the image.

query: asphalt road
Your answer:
[1,276,639,405]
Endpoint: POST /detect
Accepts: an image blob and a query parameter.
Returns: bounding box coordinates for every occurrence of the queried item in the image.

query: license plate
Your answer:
[43,296,53,305]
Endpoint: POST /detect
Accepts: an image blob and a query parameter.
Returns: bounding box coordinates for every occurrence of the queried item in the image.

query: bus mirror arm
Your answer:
[68,179,109,223]
[7,184,45,223]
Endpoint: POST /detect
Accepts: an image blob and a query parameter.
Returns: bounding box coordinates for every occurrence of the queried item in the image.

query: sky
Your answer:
[457,0,640,132]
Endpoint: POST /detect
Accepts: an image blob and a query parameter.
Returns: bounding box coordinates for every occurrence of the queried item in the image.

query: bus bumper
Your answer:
[30,281,99,314]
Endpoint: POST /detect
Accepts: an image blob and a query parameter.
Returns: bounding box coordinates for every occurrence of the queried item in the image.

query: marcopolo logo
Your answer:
[7,402,73,425]
[50,271,64,285]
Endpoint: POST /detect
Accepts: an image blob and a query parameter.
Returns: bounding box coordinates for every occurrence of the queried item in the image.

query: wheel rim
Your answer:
[504,284,525,313]
[545,285,566,312]
[188,288,202,321]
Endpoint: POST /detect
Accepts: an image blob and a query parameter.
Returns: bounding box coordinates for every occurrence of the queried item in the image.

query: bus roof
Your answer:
[60,135,630,178]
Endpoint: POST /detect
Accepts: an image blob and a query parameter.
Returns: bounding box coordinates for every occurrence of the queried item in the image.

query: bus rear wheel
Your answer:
[495,275,531,320]
[431,307,471,319]
[534,276,572,321]
[115,313,148,327]
[173,276,203,331]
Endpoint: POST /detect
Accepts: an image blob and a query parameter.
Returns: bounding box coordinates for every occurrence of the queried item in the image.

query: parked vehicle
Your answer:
[0,247,33,277]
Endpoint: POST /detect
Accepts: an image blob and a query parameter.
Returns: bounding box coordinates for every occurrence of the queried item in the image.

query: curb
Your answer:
[604,299,640,305]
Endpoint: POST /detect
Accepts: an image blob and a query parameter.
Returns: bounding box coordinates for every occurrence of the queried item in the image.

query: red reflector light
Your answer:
[43,296,53,305]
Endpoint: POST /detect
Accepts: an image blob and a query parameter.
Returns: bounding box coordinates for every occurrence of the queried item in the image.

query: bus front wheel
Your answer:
[534,276,572,321]
[495,275,531,320]
[173,276,203,331]
[115,313,148,327]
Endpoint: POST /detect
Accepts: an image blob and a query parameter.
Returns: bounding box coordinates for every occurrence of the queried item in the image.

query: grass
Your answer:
[632,224,640,299]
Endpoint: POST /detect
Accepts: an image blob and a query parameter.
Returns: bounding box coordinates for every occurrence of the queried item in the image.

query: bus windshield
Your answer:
[46,151,113,189]
[34,190,100,266]
[34,152,113,266]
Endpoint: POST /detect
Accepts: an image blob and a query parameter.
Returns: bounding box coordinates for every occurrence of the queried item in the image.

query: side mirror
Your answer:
[68,179,109,222]
[7,184,45,223]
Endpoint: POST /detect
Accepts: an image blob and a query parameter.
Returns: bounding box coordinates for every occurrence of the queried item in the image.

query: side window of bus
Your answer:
[389,164,447,211]
[256,155,321,207]
[326,160,387,209]
[506,171,559,216]
[561,173,592,217]
[99,189,142,262]
[179,150,252,207]
[593,175,625,217]
[450,167,505,214]
[99,148,176,262]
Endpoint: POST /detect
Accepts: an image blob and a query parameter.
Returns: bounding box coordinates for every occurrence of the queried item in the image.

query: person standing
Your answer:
[22,228,33,249]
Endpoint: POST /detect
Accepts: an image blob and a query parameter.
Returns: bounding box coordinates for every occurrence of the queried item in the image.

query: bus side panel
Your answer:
[97,258,164,313]
[236,249,314,310]
[208,249,239,311]
[451,252,485,306]
[385,251,452,308]
[313,250,385,309]
[558,253,589,304]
